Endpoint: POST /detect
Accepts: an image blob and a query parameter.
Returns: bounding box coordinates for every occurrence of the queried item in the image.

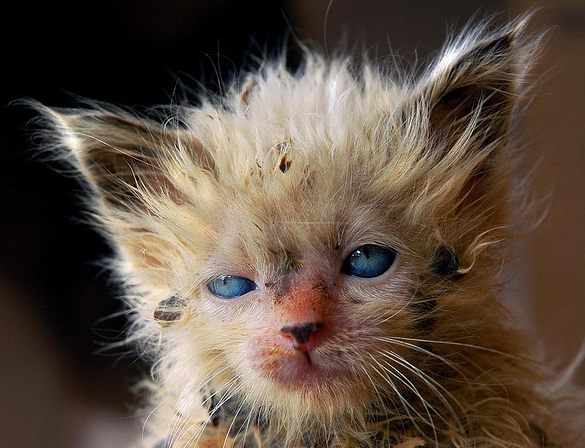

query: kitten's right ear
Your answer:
[34,103,212,213]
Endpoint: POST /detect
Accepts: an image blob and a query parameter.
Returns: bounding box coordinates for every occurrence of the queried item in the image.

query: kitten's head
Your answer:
[36,16,541,447]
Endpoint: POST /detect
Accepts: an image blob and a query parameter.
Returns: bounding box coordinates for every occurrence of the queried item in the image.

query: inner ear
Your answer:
[51,109,210,212]
[425,31,516,150]
[429,83,511,148]
[83,138,177,209]
[430,84,485,130]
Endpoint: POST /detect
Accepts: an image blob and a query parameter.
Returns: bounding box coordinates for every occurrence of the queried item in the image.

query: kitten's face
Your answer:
[189,152,421,417]
[39,18,535,443]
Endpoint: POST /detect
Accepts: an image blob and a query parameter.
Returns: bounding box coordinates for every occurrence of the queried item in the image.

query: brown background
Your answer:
[0,1,583,447]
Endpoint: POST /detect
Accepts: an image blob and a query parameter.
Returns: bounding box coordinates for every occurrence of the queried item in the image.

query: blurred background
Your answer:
[1,1,583,447]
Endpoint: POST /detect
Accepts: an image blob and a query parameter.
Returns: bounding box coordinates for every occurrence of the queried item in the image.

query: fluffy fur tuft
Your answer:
[32,14,564,448]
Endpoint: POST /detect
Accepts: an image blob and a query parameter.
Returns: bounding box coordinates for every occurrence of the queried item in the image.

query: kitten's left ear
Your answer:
[418,16,535,153]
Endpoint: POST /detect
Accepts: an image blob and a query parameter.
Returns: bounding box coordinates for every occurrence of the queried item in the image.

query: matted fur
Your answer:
[33,14,564,448]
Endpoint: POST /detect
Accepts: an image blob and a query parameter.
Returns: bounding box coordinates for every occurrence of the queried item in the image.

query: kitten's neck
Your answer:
[198,386,417,448]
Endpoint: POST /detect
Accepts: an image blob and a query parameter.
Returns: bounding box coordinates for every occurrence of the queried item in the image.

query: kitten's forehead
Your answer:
[193,75,412,276]
[211,165,401,281]
[188,59,431,275]
[192,59,405,178]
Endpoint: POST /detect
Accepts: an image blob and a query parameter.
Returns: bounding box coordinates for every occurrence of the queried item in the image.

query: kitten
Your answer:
[34,14,562,448]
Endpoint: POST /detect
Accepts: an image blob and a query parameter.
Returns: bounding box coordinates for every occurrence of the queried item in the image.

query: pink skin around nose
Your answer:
[246,278,358,386]
[273,280,330,362]
[244,276,336,385]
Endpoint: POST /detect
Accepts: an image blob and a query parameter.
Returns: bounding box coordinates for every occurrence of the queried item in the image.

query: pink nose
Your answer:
[280,322,323,351]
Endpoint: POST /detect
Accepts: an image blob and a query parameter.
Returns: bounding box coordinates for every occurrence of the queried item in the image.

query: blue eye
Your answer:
[207,275,257,299]
[341,244,397,278]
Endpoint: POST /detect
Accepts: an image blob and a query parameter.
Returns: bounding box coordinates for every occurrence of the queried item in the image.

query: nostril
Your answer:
[280,322,323,345]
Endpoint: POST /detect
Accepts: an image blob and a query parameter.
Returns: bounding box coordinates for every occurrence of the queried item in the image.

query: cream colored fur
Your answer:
[34,14,565,448]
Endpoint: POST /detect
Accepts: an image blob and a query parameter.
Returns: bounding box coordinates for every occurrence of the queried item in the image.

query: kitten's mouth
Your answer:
[300,350,313,365]
[249,341,349,388]
[267,355,328,388]
[292,341,314,365]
